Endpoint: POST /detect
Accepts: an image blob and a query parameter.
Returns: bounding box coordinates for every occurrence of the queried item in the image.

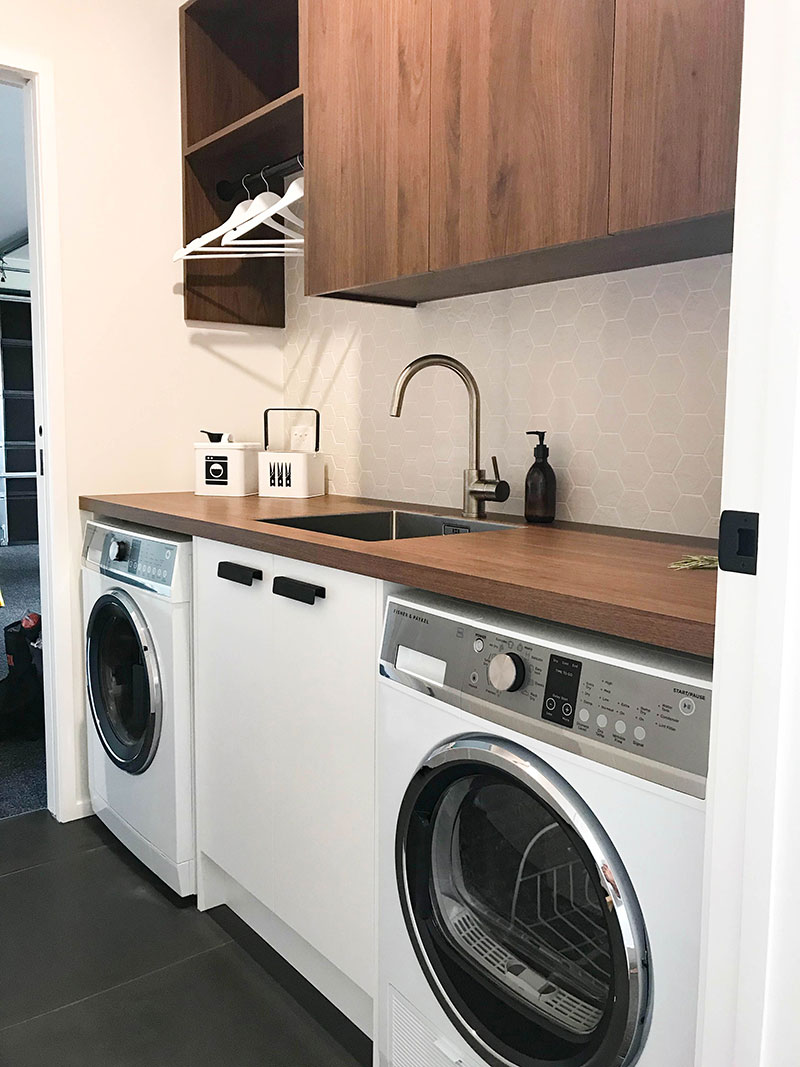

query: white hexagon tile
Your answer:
[283,254,730,537]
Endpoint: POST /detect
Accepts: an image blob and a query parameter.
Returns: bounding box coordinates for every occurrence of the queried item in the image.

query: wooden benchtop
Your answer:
[78,492,717,658]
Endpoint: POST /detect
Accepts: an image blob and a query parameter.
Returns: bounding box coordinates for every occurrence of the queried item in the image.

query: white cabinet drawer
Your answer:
[195,540,378,999]
[268,555,378,996]
[194,538,276,908]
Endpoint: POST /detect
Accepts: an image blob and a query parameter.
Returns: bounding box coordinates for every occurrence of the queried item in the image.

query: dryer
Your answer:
[377,591,712,1067]
[81,520,194,895]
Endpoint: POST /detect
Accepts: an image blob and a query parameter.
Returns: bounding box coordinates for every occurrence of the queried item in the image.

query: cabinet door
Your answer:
[609,0,744,231]
[305,0,431,294]
[429,0,614,272]
[268,556,378,996]
[193,539,276,907]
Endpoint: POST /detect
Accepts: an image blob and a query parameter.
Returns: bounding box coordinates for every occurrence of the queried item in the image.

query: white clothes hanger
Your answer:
[174,160,305,261]
[229,163,305,232]
[173,172,259,262]
[174,251,304,259]
[181,235,304,257]
[221,176,305,246]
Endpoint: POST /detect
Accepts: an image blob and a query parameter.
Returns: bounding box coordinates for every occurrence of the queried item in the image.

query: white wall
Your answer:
[0,0,284,816]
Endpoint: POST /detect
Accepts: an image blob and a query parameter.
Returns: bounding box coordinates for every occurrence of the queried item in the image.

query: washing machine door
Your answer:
[397,735,651,1067]
[86,588,163,774]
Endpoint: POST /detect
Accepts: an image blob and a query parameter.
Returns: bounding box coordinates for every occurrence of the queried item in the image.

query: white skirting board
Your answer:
[197,851,373,1038]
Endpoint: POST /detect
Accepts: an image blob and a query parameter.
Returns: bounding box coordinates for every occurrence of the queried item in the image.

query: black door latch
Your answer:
[718,510,759,575]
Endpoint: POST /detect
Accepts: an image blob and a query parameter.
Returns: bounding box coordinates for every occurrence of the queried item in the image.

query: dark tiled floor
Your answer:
[0,811,363,1066]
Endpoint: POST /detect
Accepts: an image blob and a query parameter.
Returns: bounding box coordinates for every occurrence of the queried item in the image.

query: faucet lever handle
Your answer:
[491,455,501,481]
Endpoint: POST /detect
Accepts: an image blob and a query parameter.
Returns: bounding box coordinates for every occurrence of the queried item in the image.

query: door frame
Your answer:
[697,0,800,1063]
[0,51,83,821]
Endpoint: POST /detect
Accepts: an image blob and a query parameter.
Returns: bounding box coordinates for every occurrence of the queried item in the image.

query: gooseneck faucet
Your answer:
[389,354,510,519]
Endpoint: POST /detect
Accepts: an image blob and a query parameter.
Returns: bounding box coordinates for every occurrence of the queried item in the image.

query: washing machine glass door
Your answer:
[86,589,162,774]
[397,735,650,1067]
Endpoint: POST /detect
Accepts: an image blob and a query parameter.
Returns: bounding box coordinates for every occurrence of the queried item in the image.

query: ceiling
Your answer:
[0,83,27,250]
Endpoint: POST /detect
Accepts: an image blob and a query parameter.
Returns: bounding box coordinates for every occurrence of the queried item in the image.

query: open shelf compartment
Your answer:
[179,0,304,326]
[181,0,300,148]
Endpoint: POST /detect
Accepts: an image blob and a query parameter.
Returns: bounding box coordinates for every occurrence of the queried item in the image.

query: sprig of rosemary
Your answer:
[669,555,719,571]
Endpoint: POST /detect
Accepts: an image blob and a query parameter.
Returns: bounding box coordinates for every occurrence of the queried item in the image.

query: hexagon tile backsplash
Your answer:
[283,254,730,538]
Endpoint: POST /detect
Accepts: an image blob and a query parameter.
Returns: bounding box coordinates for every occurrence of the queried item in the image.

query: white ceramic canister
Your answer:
[194,432,260,496]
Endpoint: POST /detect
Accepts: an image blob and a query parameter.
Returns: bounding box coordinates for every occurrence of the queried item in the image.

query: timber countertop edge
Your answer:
[78,492,717,658]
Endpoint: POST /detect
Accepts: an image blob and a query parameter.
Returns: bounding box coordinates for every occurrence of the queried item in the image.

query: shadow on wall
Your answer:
[285,327,361,413]
[187,328,283,394]
[284,321,364,491]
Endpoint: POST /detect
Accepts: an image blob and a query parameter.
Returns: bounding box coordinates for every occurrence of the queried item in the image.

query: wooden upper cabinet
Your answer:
[305,0,432,295]
[609,0,744,232]
[301,0,742,304]
[429,0,615,272]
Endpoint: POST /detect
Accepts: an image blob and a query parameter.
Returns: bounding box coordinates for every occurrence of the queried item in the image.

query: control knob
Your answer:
[488,652,526,693]
[108,538,129,563]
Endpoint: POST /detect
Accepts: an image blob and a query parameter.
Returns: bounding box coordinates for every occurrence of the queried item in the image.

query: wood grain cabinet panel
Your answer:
[429,0,615,272]
[610,0,744,232]
[305,0,432,295]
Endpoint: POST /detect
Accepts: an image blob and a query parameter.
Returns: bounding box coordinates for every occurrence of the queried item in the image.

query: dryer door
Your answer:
[397,735,650,1067]
[86,589,162,774]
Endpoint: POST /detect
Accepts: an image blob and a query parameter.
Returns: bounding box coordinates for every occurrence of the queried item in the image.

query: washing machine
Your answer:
[377,590,712,1067]
[81,519,195,895]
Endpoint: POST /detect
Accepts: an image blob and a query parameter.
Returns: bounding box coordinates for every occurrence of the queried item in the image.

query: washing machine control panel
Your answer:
[100,532,178,590]
[381,596,713,794]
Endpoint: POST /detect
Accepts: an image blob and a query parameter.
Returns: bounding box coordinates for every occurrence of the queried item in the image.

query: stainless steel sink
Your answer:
[259,510,513,541]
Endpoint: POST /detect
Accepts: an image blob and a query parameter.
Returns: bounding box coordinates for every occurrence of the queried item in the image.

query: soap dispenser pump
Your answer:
[524,430,556,524]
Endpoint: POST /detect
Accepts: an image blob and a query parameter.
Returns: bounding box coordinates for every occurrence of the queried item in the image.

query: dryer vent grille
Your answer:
[389,987,476,1067]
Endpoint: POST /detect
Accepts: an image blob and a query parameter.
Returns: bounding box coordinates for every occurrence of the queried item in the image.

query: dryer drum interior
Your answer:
[397,740,650,1067]
[86,590,162,774]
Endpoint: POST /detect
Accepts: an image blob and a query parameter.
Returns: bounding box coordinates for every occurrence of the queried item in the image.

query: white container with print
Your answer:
[258,408,326,499]
[195,432,260,496]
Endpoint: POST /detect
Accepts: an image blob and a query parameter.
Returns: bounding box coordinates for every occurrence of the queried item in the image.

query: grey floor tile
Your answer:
[0,811,114,877]
[0,844,228,1029]
[0,942,362,1067]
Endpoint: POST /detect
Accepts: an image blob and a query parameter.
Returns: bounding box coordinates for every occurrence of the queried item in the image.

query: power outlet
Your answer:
[290,424,315,452]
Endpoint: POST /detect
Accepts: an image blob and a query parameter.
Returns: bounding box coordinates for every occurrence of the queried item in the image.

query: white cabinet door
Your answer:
[268,555,378,997]
[193,538,276,908]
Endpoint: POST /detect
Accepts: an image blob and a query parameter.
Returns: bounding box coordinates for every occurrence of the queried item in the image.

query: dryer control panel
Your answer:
[380,593,713,797]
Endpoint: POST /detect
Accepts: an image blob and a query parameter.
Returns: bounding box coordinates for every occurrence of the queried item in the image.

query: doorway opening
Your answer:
[0,80,44,818]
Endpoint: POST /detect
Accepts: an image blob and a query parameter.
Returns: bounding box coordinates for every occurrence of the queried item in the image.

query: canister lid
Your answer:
[194,441,260,449]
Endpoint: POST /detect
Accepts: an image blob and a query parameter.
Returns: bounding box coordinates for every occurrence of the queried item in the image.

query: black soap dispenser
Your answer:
[525,431,556,524]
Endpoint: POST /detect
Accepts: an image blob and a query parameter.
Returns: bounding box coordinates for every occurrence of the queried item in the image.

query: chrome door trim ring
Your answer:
[397,734,652,1067]
[86,588,163,774]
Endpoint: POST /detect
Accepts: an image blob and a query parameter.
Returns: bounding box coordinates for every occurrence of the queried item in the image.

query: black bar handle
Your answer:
[273,576,326,605]
[264,408,321,452]
[217,561,263,586]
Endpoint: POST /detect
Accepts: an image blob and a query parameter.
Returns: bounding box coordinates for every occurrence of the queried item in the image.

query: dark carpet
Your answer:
[0,737,46,819]
[0,544,41,681]
[0,544,44,817]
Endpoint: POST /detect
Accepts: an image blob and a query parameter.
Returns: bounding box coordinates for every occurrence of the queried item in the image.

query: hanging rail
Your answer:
[216,153,304,203]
